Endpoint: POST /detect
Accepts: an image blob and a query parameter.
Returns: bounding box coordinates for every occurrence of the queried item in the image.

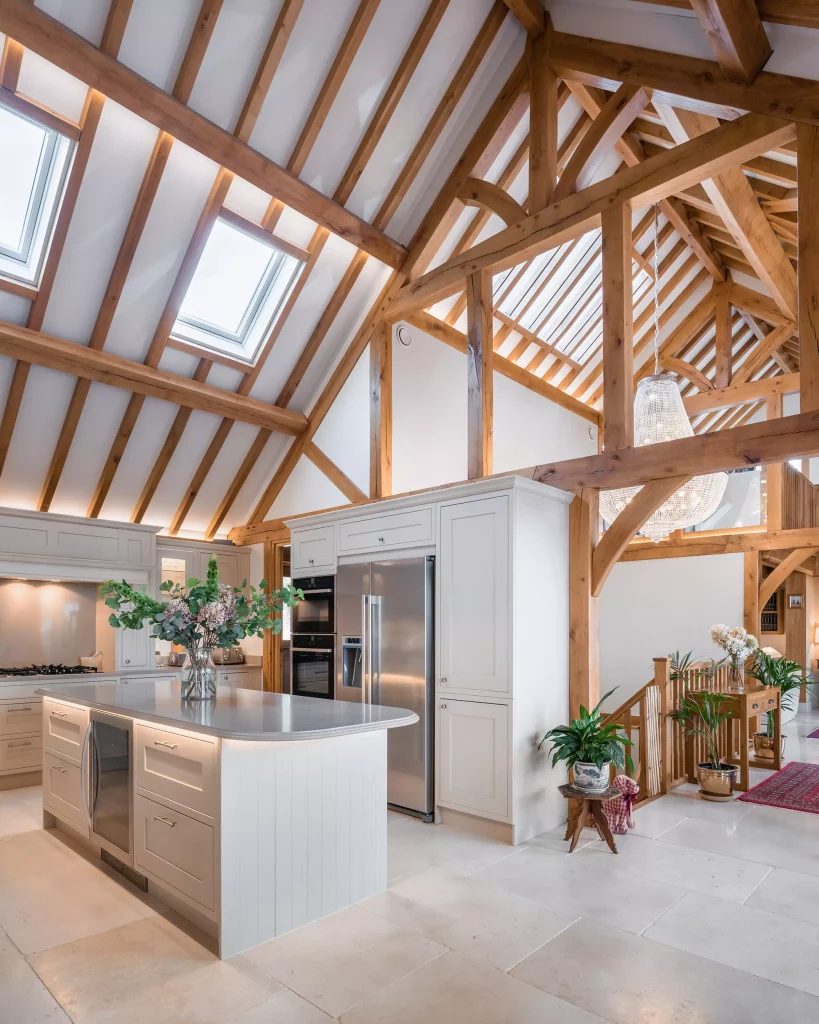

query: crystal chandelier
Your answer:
[599,208,728,542]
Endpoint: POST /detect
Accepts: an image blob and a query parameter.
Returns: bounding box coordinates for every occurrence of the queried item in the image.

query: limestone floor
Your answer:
[3,709,819,1023]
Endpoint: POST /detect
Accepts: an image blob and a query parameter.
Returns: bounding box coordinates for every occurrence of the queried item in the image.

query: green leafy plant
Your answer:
[667,690,734,770]
[748,650,809,735]
[670,650,728,687]
[100,556,302,650]
[539,689,634,773]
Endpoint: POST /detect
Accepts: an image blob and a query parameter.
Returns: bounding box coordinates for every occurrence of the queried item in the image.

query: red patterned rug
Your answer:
[808,728,819,739]
[738,762,819,814]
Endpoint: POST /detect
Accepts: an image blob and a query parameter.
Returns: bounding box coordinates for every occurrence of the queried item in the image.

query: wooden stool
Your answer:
[559,783,619,853]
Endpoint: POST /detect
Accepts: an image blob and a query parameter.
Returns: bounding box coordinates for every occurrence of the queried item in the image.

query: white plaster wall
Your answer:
[599,553,745,707]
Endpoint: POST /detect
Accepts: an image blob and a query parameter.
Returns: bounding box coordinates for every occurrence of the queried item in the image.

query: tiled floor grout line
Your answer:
[637,887,689,937]
[740,862,774,905]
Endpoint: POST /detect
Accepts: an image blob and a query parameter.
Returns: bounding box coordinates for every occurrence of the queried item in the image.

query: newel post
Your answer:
[654,656,673,794]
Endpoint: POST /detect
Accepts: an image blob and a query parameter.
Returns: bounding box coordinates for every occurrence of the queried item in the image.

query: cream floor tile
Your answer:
[225,989,336,1023]
[243,904,446,1018]
[362,866,577,971]
[0,858,157,954]
[645,890,819,997]
[0,803,42,839]
[31,913,281,1024]
[0,948,71,1023]
[511,915,819,1024]
[522,824,595,855]
[341,949,608,1024]
[474,845,685,934]
[0,829,83,883]
[658,811,819,876]
[577,830,772,903]
[629,801,688,839]
[649,786,755,825]
[387,816,515,882]
[746,866,819,925]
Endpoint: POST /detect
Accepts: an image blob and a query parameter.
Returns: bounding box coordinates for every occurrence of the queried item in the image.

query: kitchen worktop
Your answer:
[37,679,418,741]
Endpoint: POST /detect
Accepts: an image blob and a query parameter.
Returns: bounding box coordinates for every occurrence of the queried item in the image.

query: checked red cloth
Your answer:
[603,775,639,834]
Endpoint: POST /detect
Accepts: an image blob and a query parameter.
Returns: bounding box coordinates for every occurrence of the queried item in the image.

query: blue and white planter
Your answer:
[573,761,611,793]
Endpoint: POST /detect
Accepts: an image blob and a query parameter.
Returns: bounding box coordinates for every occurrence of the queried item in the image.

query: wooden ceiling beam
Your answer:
[0,321,306,434]
[466,270,494,478]
[549,31,819,127]
[369,321,392,500]
[526,11,557,211]
[658,104,798,321]
[388,112,792,318]
[638,1,819,31]
[502,0,544,36]
[798,124,819,414]
[305,442,368,504]
[601,202,634,450]
[731,323,794,385]
[529,410,819,492]
[759,546,819,606]
[683,371,799,415]
[0,0,406,268]
[689,0,772,84]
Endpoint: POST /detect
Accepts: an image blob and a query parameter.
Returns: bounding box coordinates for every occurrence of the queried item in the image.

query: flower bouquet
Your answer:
[101,556,302,700]
[710,624,758,690]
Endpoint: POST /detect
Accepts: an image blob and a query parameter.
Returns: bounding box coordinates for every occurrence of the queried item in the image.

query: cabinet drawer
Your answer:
[0,700,41,736]
[338,507,433,554]
[134,793,214,911]
[291,526,335,572]
[43,749,88,835]
[42,698,88,761]
[136,723,216,816]
[0,733,41,772]
[438,699,508,818]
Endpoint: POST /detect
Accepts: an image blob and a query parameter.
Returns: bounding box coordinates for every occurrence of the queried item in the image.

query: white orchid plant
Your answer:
[710,623,758,681]
[101,556,302,651]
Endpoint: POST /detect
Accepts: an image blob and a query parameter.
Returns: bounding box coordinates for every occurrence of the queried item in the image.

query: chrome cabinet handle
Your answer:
[124,659,131,664]
[154,815,176,827]
[440,703,447,709]
[441,677,447,683]
[8,706,33,713]
[50,710,68,718]
[154,740,177,750]
[308,558,314,564]
[378,536,385,542]
[8,740,32,748]
[53,763,67,772]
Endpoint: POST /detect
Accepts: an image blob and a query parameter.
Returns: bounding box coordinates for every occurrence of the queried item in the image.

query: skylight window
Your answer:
[0,100,74,287]
[172,215,303,366]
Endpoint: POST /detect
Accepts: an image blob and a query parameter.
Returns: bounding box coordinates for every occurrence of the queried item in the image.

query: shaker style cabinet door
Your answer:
[116,621,153,672]
[437,699,508,818]
[438,496,509,693]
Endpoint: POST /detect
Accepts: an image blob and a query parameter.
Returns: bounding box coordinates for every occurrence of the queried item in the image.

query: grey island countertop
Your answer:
[36,679,418,741]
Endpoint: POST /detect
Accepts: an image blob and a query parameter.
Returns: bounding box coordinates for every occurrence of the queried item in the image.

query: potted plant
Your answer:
[710,624,758,689]
[748,650,806,760]
[101,557,301,701]
[539,689,633,793]
[667,689,738,800]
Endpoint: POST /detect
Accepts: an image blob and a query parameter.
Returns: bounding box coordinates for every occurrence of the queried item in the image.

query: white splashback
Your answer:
[0,579,99,666]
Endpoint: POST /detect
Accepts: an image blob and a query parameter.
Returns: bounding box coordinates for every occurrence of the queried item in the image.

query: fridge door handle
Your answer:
[361,593,370,704]
[80,722,92,826]
[371,595,382,705]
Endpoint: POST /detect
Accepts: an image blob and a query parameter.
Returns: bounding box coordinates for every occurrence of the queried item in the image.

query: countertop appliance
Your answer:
[292,574,335,635]
[336,557,434,821]
[82,709,139,877]
[213,647,245,665]
[290,634,335,699]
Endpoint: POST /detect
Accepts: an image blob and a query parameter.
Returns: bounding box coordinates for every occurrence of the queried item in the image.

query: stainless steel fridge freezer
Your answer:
[335,556,434,821]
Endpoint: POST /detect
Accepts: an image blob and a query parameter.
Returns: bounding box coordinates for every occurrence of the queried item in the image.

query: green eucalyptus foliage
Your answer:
[100,556,302,650]
[539,689,634,773]
[667,689,734,770]
[748,649,810,735]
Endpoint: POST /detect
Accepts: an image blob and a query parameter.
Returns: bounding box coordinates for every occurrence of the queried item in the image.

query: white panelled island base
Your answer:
[36,679,416,958]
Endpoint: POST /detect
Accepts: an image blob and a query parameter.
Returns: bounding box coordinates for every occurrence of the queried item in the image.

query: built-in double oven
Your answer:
[290,574,335,700]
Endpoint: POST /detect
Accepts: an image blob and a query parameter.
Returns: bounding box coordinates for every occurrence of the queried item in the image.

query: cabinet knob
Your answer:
[441,677,447,683]
[125,659,130,664]
[309,558,314,564]
[378,536,385,542]
[440,703,447,709]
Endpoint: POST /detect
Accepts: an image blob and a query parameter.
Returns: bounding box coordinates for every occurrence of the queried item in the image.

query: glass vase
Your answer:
[181,647,216,701]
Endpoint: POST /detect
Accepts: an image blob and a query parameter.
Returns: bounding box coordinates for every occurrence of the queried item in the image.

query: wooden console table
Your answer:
[684,685,781,792]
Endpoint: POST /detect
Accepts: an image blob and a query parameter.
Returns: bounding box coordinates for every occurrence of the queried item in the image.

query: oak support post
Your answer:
[262,541,278,692]
[714,275,733,388]
[798,124,819,413]
[569,489,599,719]
[525,13,557,212]
[743,549,760,638]
[765,394,783,531]
[369,320,392,499]
[655,657,673,795]
[601,202,634,450]
[466,269,493,478]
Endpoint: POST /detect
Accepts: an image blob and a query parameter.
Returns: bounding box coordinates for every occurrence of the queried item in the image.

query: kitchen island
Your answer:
[37,679,417,957]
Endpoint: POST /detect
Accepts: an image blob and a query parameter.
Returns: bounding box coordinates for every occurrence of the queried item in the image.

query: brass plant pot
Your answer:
[752,733,786,761]
[696,763,739,801]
